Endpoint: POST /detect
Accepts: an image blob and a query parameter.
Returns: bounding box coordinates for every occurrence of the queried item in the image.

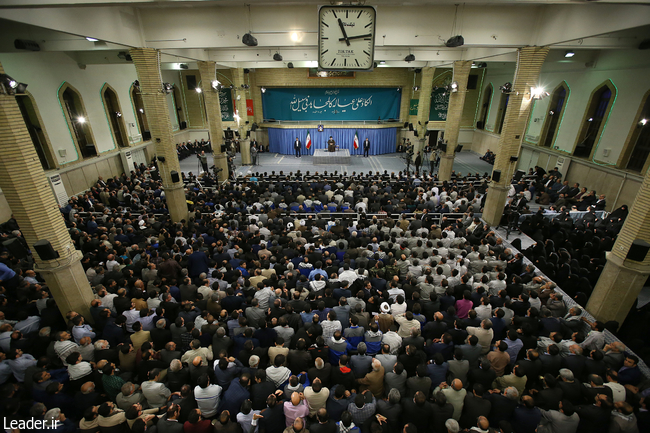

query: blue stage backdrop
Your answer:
[262,88,401,121]
[268,128,397,156]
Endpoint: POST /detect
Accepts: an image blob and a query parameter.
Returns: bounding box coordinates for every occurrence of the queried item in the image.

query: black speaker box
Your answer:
[171,170,180,183]
[3,238,28,259]
[513,169,525,182]
[179,121,187,130]
[142,131,152,141]
[493,170,501,182]
[33,240,59,261]
[627,239,650,262]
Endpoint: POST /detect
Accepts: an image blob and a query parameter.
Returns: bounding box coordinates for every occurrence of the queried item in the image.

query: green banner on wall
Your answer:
[409,99,419,116]
[219,89,234,122]
[429,88,450,121]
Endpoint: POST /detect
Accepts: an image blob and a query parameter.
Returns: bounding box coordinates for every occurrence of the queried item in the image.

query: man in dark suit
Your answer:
[459,384,492,429]
[363,138,370,157]
[574,393,613,433]
[294,137,302,158]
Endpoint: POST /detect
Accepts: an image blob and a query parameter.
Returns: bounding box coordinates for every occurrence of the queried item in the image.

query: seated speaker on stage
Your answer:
[327,136,336,152]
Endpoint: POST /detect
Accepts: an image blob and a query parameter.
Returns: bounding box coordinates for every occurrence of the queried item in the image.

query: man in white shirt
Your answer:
[194,374,222,418]
[321,312,342,341]
[54,331,80,366]
[142,369,177,408]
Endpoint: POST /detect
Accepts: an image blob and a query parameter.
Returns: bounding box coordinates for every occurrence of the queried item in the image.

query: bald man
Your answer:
[433,379,466,420]
[283,392,309,427]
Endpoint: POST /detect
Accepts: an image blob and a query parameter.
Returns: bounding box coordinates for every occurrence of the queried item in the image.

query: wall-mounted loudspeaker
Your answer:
[492,170,501,182]
[171,170,180,183]
[627,239,650,262]
[3,238,28,260]
[33,240,59,261]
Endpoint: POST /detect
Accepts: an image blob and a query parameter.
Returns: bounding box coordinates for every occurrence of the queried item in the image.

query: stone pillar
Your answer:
[197,61,229,182]
[586,168,650,326]
[130,48,188,222]
[232,68,250,139]
[438,61,473,181]
[0,61,94,321]
[415,67,435,158]
[240,139,251,165]
[482,47,549,226]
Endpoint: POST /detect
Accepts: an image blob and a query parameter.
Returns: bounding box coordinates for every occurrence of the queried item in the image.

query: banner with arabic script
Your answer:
[261,87,401,121]
[429,88,450,122]
[219,89,234,122]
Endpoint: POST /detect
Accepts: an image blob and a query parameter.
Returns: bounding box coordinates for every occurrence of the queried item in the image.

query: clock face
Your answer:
[318,5,376,71]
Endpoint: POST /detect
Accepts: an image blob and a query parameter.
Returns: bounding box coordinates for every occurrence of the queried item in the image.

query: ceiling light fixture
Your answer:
[450,81,459,92]
[564,51,575,58]
[86,37,99,42]
[499,82,512,94]
[273,53,283,61]
[531,86,549,100]
[404,54,415,62]
[77,116,86,123]
[0,73,27,95]
[291,32,300,42]
[261,87,267,93]
[195,87,202,93]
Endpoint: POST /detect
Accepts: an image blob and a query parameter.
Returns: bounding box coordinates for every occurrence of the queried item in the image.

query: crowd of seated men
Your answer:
[177,140,212,161]
[479,151,495,165]
[523,166,607,211]
[0,163,648,433]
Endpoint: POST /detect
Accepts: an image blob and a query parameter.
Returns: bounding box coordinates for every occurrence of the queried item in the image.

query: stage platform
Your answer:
[313,149,351,165]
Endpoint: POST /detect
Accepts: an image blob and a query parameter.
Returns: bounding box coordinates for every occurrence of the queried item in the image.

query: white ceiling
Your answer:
[0,1,649,69]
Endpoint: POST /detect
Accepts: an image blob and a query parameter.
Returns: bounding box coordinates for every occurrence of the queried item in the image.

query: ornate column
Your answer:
[415,67,436,159]
[197,61,229,181]
[482,47,549,226]
[587,168,650,326]
[438,61,473,181]
[0,61,94,320]
[130,48,188,222]
[231,68,250,138]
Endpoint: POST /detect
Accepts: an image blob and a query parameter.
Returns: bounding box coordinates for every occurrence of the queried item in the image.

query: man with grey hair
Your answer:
[445,418,460,433]
[376,388,402,430]
[44,407,74,430]
[556,368,582,406]
[116,381,146,410]
[357,358,385,398]
[350,342,372,377]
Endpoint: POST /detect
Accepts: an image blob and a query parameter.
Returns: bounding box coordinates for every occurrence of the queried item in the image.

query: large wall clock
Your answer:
[318,5,376,71]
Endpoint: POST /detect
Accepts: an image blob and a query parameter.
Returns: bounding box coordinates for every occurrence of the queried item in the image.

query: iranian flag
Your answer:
[353,130,359,150]
[306,131,312,149]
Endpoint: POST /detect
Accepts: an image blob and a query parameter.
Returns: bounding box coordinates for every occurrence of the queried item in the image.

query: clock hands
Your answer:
[338,33,372,41]
[337,18,350,46]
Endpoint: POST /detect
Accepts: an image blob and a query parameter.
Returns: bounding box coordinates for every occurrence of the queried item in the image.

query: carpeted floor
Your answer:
[179,150,496,178]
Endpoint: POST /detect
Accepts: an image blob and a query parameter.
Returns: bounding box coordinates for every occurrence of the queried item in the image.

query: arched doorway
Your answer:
[58,82,97,159]
[101,84,129,148]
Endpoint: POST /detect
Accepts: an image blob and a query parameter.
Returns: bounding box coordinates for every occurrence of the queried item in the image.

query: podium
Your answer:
[328,141,336,152]
[240,139,251,165]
